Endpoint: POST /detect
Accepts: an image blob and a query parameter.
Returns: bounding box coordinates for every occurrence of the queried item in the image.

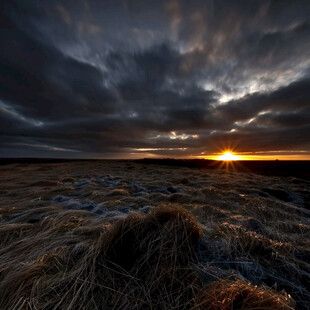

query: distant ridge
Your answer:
[0,158,309,179]
[135,158,310,179]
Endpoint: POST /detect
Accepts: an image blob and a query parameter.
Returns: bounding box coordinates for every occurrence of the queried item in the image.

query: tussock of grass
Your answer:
[0,205,203,309]
[0,204,296,310]
[213,223,293,264]
[104,205,201,271]
[195,280,295,310]
[105,188,130,197]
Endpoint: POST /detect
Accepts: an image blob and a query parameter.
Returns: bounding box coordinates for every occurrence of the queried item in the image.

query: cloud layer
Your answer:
[0,0,309,158]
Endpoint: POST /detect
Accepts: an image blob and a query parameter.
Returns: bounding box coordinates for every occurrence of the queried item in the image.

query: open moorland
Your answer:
[0,160,309,309]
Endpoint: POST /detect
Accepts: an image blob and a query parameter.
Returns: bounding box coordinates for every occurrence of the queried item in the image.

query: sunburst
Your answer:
[218,152,239,161]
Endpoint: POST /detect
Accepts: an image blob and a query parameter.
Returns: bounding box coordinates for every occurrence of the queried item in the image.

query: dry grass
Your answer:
[0,205,203,309]
[0,204,296,310]
[195,280,295,310]
[0,161,309,309]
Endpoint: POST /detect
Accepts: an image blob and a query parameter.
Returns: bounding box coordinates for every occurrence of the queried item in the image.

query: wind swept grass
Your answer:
[0,204,296,310]
[0,161,309,309]
[195,280,295,310]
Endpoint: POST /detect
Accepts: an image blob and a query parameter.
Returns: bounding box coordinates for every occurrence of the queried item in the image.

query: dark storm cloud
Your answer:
[0,9,115,122]
[0,0,309,158]
[215,78,310,124]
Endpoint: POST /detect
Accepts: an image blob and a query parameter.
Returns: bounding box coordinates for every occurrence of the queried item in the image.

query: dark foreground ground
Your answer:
[0,160,309,309]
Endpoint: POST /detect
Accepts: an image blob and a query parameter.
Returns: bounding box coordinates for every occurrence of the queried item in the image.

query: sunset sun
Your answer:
[218,152,239,161]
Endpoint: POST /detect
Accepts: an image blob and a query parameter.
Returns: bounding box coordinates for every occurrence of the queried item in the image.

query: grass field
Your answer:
[0,160,309,309]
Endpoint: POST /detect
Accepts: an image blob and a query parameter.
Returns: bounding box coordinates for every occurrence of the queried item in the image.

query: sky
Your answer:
[0,0,309,160]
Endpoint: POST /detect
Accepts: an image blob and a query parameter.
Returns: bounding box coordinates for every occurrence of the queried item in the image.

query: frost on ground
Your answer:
[0,160,309,309]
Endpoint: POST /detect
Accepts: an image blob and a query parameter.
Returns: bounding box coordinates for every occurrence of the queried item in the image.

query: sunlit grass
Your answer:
[0,161,309,309]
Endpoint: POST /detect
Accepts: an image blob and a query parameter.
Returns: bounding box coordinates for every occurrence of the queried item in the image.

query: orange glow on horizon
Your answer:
[196,153,310,161]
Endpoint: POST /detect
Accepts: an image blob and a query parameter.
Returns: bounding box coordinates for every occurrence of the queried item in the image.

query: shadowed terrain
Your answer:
[0,160,309,309]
